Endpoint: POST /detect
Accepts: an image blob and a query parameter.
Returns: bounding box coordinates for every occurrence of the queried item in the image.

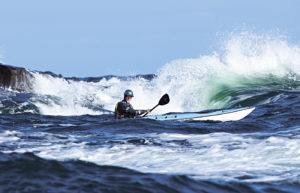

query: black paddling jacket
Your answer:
[115,100,147,119]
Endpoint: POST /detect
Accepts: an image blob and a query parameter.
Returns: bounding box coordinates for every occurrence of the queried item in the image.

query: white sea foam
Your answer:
[8,131,300,182]
[0,131,21,144]
[29,32,300,115]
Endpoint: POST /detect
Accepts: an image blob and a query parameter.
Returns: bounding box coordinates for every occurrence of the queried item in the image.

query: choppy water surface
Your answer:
[1,33,300,192]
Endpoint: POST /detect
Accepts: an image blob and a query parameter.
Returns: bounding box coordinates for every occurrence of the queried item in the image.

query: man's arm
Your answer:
[135,109,147,116]
[117,102,139,116]
[117,101,151,117]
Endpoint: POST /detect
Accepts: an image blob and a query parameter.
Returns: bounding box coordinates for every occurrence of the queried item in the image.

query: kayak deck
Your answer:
[144,107,255,122]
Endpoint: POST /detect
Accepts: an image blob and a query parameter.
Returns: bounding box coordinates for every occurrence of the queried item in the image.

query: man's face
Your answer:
[126,96,133,102]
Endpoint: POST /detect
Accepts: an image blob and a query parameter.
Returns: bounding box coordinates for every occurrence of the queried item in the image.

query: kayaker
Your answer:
[115,89,150,119]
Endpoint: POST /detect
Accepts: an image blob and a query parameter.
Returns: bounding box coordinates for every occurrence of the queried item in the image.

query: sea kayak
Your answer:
[143,107,255,122]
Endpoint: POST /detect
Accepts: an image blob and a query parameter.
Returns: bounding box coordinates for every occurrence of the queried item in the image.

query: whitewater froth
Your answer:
[6,130,300,182]
[28,32,300,116]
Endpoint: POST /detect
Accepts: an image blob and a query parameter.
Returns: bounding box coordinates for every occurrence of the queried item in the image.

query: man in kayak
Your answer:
[115,89,150,119]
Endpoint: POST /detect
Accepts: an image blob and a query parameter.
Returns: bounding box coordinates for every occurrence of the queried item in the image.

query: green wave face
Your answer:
[207,73,300,109]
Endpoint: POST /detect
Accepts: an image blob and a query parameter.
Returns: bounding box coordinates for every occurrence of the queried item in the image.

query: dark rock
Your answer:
[0,63,156,92]
[0,63,33,92]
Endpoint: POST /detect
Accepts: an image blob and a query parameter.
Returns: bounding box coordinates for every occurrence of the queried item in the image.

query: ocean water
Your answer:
[1,33,300,193]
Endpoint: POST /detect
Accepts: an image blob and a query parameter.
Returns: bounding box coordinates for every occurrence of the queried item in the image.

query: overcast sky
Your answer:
[0,0,300,77]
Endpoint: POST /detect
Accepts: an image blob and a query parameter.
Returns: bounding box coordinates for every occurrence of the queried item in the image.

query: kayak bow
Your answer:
[143,107,255,122]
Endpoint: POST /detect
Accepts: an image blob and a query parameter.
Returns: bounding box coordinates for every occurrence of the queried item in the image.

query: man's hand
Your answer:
[146,109,151,113]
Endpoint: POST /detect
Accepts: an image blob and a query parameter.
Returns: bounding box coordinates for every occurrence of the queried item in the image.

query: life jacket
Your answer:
[114,102,134,119]
[115,100,146,119]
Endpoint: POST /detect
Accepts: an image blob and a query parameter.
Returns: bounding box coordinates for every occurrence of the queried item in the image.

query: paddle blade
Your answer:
[159,94,170,106]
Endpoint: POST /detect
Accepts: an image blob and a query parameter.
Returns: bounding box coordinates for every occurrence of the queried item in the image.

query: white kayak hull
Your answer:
[144,107,255,122]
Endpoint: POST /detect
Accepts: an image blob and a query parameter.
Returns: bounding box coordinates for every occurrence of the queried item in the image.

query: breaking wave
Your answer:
[1,32,300,115]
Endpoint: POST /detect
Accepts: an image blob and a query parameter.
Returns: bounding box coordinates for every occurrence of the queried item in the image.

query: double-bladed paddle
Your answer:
[142,93,170,117]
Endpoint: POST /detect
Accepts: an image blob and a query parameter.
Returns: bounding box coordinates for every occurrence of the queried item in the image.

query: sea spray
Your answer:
[1,32,300,115]
[152,32,300,110]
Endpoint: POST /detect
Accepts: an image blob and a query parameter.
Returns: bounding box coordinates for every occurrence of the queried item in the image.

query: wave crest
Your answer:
[1,32,300,115]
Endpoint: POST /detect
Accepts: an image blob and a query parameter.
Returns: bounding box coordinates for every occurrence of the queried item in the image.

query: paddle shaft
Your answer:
[142,104,159,117]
